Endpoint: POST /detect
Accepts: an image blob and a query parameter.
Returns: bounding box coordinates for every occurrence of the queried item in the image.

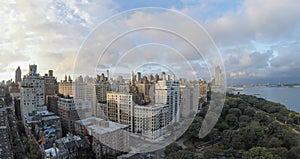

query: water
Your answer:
[242,87,300,113]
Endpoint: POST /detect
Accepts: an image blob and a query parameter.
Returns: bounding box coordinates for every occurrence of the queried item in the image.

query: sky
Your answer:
[1,0,300,84]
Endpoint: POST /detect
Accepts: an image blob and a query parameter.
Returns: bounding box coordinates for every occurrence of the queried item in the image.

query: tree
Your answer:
[164,143,182,156]
[207,128,221,141]
[244,107,256,117]
[254,111,272,125]
[221,130,235,149]
[239,115,250,123]
[228,108,242,118]
[268,147,288,159]
[242,147,280,159]
[225,114,238,127]
[186,117,202,138]
[235,121,265,149]
[267,137,282,148]
[288,147,300,159]
[203,147,224,159]
[216,121,229,131]
[25,139,41,159]
[167,150,198,159]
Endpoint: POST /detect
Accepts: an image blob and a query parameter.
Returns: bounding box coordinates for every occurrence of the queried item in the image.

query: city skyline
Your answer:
[1,1,299,158]
[7,63,215,156]
[1,0,300,85]
[4,64,213,83]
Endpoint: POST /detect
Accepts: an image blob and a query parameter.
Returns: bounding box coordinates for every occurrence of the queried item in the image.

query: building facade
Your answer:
[155,80,180,123]
[57,95,79,134]
[43,70,58,99]
[75,117,129,159]
[133,104,168,139]
[0,98,14,159]
[20,65,46,122]
[107,92,134,132]
[179,85,199,118]
[58,75,73,96]
[15,66,22,83]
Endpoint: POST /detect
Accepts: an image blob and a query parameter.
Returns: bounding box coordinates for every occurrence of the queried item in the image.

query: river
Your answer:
[242,87,300,113]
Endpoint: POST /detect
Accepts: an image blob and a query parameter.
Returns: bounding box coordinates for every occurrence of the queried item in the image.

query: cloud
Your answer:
[1,0,299,84]
[0,0,119,80]
[178,0,300,83]
[201,0,300,46]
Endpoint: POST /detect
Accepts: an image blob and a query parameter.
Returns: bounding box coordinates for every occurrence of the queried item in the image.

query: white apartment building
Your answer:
[107,92,134,132]
[155,80,180,123]
[134,104,168,139]
[21,65,46,121]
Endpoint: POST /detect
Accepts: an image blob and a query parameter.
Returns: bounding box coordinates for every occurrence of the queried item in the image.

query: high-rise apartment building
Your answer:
[73,81,86,100]
[107,92,134,132]
[85,83,97,116]
[136,72,141,83]
[9,81,20,99]
[179,85,199,118]
[15,66,22,83]
[136,83,155,104]
[59,75,73,96]
[46,94,59,115]
[134,104,168,139]
[20,65,46,121]
[155,79,180,123]
[57,95,79,134]
[95,81,110,103]
[43,70,58,99]
[199,79,208,98]
[0,98,14,159]
[213,65,224,86]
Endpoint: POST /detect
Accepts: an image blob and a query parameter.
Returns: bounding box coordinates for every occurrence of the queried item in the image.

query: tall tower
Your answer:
[15,66,22,83]
[106,70,109,80]
[214,65,224,86]
[131,71,135,83]
[136,72,141,82]
[171,74,175,81]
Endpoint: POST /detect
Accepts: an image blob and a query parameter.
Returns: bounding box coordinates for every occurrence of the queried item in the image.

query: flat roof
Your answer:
[42,115,60,121]
[76,116,128,135]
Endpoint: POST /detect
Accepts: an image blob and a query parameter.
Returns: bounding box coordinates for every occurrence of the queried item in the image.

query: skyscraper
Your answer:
[213,65,224,86]
[15,66,21,83]
[20,64,46,121]
[43,70,58,99]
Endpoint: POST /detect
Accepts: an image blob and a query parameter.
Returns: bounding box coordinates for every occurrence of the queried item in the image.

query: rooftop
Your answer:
[42,115,60,121]
[37,110,55,117]
[45,147,59,158]
[76,116,128,135]
[56,135,82,144]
